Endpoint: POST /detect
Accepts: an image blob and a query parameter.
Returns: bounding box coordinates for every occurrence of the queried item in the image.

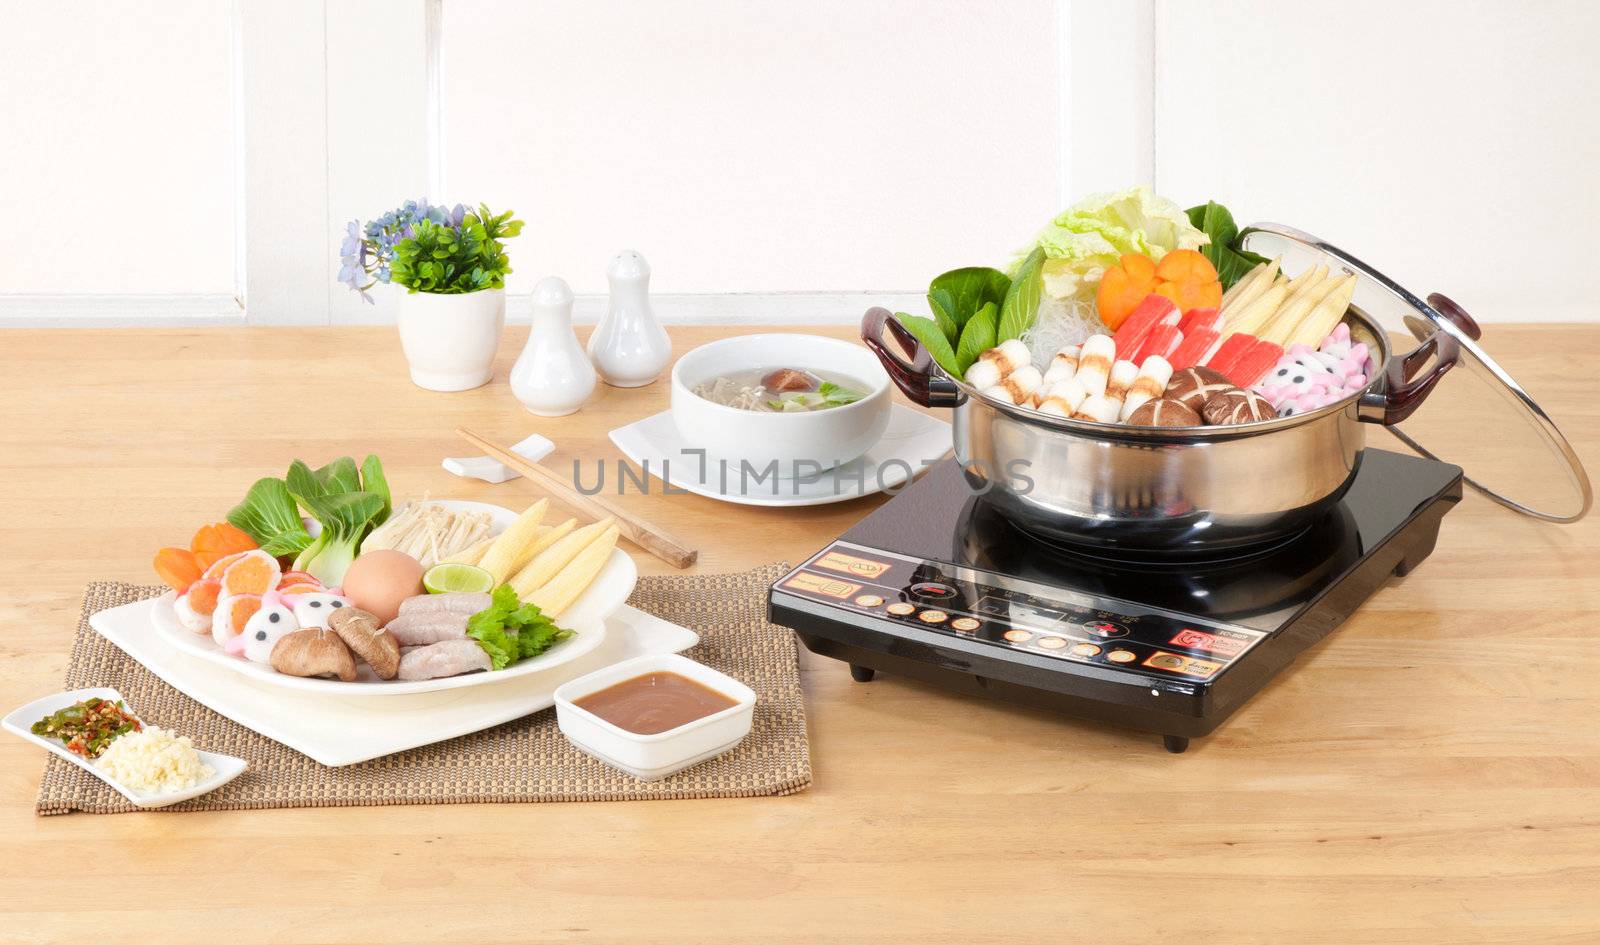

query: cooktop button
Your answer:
[918,610,948,624]
[1084,620,1129,638]
[854,594,885,608]
[909,582,958,601]
[1036,636,1067,650]
[1003,629,1032,643]
[950,617,981,633]
[885,602,916,616]
[1106,649,1137,663]
[1070,643,1102,657]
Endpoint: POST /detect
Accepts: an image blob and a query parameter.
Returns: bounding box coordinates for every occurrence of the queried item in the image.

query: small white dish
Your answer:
[670,333,893,469]
[148,499,636,695]
[3,687,246,809]
[609,403,951,507]
[554,653,756,781]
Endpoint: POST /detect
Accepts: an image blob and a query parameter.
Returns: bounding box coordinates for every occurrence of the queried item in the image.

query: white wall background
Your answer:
[0,1,238,317]
[0,0,1596,325]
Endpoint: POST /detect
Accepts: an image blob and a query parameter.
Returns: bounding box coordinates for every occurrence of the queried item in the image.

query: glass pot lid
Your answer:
[1239,223,1591,523]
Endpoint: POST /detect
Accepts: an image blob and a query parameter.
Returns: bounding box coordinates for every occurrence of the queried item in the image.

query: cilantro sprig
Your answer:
[466,585,572,670]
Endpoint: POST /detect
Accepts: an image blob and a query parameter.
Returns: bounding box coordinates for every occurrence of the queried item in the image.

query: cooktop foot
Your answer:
[1162,735,1190,754]
[849,664,876,683]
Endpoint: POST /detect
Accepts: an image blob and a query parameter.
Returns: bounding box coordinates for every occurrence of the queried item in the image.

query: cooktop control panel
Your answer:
[775,541,1268,682]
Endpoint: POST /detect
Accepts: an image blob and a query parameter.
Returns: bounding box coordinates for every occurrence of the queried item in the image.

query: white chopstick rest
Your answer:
[966,339,1031,390]
[1042,345,1081,387]
[1071,394,1121,423]
[441,434,556,484]
[1074,334,1115,398]
[1119,355,1175,421]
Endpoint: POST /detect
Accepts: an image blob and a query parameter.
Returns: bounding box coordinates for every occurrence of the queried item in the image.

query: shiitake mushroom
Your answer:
[270,627,358,682]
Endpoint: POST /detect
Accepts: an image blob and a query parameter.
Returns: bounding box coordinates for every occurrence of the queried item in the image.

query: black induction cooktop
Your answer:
[768,449,1463,752]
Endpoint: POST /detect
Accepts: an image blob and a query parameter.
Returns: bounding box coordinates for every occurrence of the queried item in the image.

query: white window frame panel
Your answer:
[1,0,1156,327]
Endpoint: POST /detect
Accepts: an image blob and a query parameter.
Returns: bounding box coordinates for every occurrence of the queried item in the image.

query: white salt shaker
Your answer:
[510,276,596,416]
[588,250,671,387]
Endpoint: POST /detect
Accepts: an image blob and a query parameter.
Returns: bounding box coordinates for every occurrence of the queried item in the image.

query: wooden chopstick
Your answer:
[456,428,698,569]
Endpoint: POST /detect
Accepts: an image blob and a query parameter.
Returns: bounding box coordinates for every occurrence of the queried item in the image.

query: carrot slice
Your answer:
[192,522,258,568]
[1096,253,1161,330]
[154,547,203,592]
[1155,249,1217,284]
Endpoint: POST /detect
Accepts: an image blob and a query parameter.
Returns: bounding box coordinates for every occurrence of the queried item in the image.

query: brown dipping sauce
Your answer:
[574,671,738,735]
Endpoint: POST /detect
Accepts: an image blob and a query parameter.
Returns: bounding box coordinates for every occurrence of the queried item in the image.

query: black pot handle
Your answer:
[860,307,964,409]
[1359,295,1472,425]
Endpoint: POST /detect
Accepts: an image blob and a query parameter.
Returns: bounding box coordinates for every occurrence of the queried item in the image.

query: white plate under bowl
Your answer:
[4,687,247,808]
[608,403,950,507]
[93,599,699,766]
[149,500,636,695]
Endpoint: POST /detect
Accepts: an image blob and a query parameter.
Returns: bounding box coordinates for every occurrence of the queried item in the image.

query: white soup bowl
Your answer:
[669,333,892,473]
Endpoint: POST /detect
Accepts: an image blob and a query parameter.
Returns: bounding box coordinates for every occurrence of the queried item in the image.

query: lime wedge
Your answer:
[423,563,495,595]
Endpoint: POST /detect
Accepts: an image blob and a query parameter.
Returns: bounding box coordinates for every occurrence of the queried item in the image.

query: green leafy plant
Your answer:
[339,200,524,301]
[1186,200,1270,290]
[892,256,1041,380]
[389,204,524,294]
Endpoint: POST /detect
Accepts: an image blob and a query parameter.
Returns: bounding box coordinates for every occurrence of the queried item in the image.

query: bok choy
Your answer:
[226,454,392,586]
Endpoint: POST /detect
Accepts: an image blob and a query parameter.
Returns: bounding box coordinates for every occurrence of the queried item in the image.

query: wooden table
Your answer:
[2,324,1597,945]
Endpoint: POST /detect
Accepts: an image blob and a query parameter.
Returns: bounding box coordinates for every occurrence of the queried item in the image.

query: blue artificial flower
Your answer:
[448,203,466,227]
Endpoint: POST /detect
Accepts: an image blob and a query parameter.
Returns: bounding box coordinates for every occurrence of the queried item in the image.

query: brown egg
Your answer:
[341,550,425,624]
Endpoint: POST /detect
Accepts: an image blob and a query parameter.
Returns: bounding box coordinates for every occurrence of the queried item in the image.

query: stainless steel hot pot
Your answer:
[860,225,1487,556]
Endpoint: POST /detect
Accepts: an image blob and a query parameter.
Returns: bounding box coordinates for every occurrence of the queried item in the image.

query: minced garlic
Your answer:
[95,725,214,794]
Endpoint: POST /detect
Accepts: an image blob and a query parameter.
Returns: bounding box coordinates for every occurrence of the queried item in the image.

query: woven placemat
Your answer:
[36,563,808,814]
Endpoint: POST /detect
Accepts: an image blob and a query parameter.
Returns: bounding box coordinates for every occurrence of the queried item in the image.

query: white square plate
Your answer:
[3,687,247,809]
[90,597,699,766]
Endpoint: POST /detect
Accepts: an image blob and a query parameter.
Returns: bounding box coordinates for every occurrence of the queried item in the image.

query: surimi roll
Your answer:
[1074,334,1115,397]
[966,339,1031,389]
[1036,376,1089,416]
[1102,359,1139,416]
[1118,355,1174,421]
[1042,345,1081,387]
[994,365,1041,406]
[1106,360,1138,400]
[1071,394,1121,423]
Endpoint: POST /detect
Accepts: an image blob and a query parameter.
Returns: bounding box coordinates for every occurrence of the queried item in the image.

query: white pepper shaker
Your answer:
[510,276,596,416]
[587,250,671,387]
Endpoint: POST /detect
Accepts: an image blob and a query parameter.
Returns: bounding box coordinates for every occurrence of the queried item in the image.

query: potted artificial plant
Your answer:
[339,200,524,391]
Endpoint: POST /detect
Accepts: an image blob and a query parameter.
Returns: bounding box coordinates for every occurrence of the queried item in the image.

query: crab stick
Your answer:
[1205,333,1258,373]
[1133,323,1183,365]
[1168,328,1220,371]
[1112,295,1179,361]
[1178,307,1223,337]
[1222,341,1284,388]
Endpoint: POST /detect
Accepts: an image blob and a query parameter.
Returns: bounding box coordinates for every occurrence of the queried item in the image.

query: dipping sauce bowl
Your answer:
[554,653,756,781]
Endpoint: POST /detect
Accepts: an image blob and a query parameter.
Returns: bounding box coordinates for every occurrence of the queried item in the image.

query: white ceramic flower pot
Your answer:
[396,288,506,392]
